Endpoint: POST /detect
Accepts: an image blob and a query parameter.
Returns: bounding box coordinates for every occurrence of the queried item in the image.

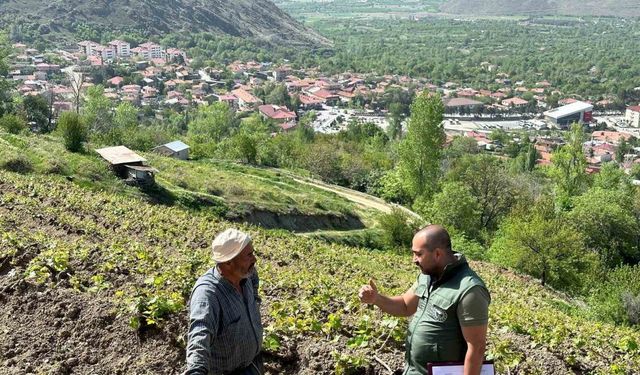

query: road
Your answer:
[274,168,423,221]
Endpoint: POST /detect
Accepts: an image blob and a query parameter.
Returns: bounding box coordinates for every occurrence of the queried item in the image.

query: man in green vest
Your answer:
[358,225,490,375]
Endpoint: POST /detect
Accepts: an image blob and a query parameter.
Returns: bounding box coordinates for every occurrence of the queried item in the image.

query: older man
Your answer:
[359,225,490,375]
[186,228,263,375]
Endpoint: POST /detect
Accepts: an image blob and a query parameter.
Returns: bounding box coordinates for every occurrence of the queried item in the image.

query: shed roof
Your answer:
[163,140,190,152]
[95,146,146,165]
[544,101,593,119]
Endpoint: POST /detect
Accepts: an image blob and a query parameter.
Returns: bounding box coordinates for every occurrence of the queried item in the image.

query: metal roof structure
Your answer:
[544,101,593,120]
[162,140,190,152]
[95,146,146,165]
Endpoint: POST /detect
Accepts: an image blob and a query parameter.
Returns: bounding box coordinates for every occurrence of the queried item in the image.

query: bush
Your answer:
[451,233,486,261]
[587,265,640,325]
[0,114,27,134]
[57,112,88,152]
[378,208,419,251]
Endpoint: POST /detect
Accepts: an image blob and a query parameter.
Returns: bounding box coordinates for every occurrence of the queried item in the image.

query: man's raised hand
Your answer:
[358,278,378,305]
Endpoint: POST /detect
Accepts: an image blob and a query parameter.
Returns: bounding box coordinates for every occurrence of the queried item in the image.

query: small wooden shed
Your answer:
[153,140,190,160]
[95,146,158,185]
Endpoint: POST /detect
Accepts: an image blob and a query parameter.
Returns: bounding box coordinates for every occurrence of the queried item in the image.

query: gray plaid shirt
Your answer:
[185,267,263,375]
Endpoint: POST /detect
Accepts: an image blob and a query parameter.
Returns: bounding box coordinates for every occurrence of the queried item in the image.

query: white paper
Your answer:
[430,363,495,375]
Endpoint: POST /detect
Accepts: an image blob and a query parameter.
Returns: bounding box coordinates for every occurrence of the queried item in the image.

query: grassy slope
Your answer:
[0,136,639,374]
[0,133,377,230]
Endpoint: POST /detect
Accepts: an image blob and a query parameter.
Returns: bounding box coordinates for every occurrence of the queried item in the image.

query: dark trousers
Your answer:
[224,354,264,375]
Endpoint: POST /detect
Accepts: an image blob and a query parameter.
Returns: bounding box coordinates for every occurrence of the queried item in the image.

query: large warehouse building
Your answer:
[544,101,593,128]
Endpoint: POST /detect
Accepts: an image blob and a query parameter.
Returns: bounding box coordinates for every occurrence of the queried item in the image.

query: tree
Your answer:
[398,92,445,201]
[188,102,235,143]
[265,84,291,107]
[419,181,481,238]
[57,112,88,152]
[567,187,639,267]
[0,33,14,118]
[615,137,632,162]
[68,71,84,114]
[230,115,269,165]
[22,94,51,133]
[114,102,138,131]
[592,162,631,191]
[489,205,596,292]
[0,114,27,134]
[83,85,112,133]
[443,136,478,163]
[387,102,404,140]
[548,123,588,209]
[446,154,520,232]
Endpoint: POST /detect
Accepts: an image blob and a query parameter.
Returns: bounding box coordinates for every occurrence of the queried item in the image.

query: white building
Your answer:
[108,40,131,58]
[98,46,116,61]
[77,41,100,56]
[626,106,640,128]
[138,42,163,59]
[543,101,593,128]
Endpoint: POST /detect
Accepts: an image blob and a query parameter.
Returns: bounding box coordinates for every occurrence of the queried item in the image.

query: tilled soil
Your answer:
[0,274,186,375]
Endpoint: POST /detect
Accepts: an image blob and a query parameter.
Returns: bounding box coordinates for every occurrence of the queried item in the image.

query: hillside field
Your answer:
[1,132,639,374]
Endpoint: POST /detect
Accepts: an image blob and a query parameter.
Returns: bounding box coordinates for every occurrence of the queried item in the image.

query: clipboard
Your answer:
[427,360,495,375]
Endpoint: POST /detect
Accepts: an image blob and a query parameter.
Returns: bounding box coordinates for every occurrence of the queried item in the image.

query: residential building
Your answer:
[625,106,640,128]
[231,88,262,110]
[501,97,529,107]
[108,40,131,58]
[258,104,296,124]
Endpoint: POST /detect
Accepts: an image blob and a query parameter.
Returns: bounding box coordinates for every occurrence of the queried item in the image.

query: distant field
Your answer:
[274,0,445,19]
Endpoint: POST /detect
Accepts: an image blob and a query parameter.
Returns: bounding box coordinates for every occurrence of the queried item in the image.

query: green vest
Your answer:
[404,254,487,375]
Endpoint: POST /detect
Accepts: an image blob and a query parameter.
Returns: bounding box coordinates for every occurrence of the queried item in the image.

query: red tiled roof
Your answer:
[259,105,296,120]
[299,94,324,105]
[231,88,261,104]
[592,131,633,144]
[310,89,338,100]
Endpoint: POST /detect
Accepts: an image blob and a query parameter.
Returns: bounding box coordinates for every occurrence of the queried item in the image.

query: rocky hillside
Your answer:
[440,0,640,17]
[0,0,329,46]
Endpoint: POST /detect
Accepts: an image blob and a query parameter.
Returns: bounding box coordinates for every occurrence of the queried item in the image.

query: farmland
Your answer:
[1,164,639,373]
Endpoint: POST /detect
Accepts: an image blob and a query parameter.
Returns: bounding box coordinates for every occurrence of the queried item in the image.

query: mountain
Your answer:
[439,0,640,17]
[0,0,329,46]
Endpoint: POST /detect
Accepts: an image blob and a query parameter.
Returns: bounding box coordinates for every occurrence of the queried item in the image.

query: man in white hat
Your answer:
[186,228,264,375]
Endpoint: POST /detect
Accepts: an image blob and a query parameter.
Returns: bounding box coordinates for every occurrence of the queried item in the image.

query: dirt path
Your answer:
[283,172,422,221]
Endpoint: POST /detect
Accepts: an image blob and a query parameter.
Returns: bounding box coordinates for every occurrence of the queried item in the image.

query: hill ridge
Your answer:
[0,0,329,46]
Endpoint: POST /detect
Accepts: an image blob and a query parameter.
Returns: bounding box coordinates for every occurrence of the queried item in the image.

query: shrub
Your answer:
[378,208,419,251]
[0,114,27,134]
[451,233,486,261]
[587,265,640,325]
[57,112,88,152]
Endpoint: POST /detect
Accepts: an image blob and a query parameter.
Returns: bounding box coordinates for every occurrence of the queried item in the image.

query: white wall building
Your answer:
[108,40,131,58]
[626,106,640,128]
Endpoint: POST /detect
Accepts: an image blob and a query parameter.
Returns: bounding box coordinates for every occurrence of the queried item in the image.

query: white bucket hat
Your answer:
[211,229,252,263]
